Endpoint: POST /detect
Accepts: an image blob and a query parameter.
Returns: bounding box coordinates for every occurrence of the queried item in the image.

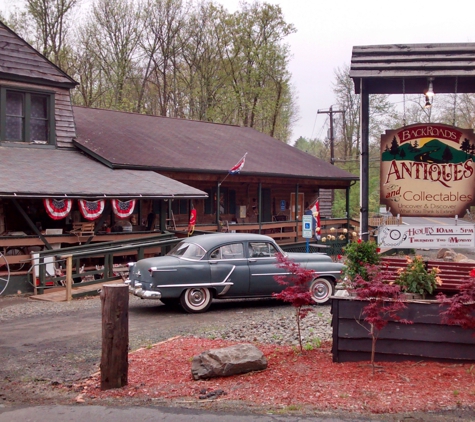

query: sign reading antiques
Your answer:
[378,224,475,249]
[380,123,475,217]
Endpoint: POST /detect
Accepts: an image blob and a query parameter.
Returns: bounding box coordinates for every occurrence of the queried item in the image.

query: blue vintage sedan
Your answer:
[125,233,344,313]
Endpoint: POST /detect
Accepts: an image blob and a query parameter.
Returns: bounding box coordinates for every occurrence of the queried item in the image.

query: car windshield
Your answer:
[166,241,206,260]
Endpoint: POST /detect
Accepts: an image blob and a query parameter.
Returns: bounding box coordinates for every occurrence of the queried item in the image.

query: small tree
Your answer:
[273,253,316,353]
[352,265,412,373]
[438,269,475,333]
[343,239,381,283]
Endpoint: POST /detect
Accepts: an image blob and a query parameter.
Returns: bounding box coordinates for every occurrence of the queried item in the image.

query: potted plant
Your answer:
[394,255,442,299]
[342,239,381,283]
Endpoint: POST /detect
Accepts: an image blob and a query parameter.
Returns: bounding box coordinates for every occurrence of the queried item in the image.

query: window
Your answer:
[210,243,244,260]
[248,242,279,258]
[1,87,55,144]
[204,188,236,215]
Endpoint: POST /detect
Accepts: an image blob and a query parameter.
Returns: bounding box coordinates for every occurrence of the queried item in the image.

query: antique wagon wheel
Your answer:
[0,252,11,295]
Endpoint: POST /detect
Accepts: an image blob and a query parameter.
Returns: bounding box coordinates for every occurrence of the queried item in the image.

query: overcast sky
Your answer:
[1,0,474,143]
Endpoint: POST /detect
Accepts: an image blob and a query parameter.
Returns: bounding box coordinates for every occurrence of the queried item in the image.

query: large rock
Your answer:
[436,248,452,259]
[454,253,468,262]
[191,343,267,380]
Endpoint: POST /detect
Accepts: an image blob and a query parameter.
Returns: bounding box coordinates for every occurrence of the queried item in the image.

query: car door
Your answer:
[247,241,287,296]
[208,242,250,296]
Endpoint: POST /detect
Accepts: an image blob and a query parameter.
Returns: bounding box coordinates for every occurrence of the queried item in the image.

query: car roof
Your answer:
[182,233,275,250]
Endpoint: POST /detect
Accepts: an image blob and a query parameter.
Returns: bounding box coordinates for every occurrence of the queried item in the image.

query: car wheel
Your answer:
[309,277,334,304]
[180,288,212,313]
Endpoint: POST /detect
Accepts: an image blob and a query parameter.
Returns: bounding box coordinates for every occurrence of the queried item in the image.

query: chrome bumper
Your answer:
[124,279,161,299]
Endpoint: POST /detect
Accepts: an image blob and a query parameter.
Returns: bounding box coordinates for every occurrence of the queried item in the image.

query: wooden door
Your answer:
[290,193,304,221]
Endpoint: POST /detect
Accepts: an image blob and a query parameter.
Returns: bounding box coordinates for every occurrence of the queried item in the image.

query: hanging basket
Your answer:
[44,198,72,220]
[112,199,136,219]
[79,199,105,221]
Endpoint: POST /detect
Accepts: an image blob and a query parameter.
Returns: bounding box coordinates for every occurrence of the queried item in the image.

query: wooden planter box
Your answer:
[331,297,475,363]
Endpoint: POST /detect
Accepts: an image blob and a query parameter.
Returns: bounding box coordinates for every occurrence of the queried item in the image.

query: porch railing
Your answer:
[30,232,181,296]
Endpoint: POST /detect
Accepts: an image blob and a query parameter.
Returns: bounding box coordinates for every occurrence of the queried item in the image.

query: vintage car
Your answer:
[125,233,345,313]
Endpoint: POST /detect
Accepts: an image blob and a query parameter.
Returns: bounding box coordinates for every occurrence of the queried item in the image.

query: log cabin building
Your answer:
[0,21,358,293]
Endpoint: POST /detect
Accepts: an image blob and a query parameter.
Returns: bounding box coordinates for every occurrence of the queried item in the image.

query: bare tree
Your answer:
[26,0,79,69]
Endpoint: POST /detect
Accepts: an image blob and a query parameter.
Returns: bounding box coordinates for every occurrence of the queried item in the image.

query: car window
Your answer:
[210,243,244,260]
[248,242,279,258]
[166,241,206,260]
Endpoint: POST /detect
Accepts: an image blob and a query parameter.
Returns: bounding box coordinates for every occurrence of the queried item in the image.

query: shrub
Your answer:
[438,269,475,333]
[273,253,316,353]
[352,264,412,372]
[343,239,381,282]
[394,255,441,297]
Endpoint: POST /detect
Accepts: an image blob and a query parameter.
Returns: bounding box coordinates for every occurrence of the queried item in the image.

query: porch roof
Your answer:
[350,43,475,94]
[72,106,358,184]
[0,146,207,199]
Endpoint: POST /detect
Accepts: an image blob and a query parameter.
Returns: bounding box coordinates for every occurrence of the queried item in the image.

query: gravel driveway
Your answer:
[0,294,332,406]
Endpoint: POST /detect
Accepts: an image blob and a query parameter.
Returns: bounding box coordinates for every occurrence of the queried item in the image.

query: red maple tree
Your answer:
[438,268,475,333]
[273,253,316,353]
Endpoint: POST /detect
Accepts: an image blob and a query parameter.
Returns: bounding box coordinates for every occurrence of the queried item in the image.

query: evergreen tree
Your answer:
[390,137,399,157]
[442,145,453,163]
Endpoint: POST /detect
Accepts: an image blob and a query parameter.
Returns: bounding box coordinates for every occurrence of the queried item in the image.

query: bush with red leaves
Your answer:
[352,264,412,371]
[438,268,475,333]
[273,253,316,352]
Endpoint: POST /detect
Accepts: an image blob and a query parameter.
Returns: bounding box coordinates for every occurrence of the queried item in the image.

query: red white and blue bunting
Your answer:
[112,199,136,219]
[43,198,73,220]
[78,199,106,221]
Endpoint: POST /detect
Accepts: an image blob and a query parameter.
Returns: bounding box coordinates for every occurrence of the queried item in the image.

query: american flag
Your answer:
[229,153,247,174]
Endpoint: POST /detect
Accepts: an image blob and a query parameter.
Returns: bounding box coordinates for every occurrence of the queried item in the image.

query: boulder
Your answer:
[436,248,452,259]
[191,343,267,380]
[443,250,457,261]
[454,253,468,262]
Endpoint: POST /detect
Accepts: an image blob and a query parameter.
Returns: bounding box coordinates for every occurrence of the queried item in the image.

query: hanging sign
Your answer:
[44,198,72,220]
[78,199,105,220]
[380,123,475,217]
[112,199,136,219]
[378,224,475,249]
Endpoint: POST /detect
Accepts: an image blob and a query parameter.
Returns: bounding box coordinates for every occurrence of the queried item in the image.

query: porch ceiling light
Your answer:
[426,78,434,98]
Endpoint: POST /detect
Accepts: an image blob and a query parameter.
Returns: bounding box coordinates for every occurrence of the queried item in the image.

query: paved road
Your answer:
[0,405,370,422]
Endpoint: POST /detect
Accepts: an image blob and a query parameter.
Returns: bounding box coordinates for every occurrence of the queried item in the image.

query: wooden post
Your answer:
[100,284,129,390]
[64,255,73,302]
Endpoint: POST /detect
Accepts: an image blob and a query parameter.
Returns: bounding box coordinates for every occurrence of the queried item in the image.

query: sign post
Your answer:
[302,215,313,253]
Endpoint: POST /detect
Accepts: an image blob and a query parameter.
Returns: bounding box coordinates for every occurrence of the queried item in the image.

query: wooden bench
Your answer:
[379,256,473,293]
[70,222,95,237]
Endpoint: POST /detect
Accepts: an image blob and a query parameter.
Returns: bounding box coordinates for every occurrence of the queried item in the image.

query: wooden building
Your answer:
[0,20,358,292]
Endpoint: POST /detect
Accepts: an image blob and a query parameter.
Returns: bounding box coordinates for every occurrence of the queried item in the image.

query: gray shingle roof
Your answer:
[0,146,206,198]
[73,106,358,183]
[350,43,475,95]
[0,21,77,88]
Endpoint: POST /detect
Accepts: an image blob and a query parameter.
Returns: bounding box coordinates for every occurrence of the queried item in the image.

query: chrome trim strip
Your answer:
[156,282,234,288]
[150,268,177,273]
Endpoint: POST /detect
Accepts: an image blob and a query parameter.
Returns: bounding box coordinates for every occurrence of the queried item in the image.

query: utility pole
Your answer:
[317,106,344,165]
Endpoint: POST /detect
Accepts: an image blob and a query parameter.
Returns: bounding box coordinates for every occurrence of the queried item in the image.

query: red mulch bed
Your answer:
[78,337,475,414]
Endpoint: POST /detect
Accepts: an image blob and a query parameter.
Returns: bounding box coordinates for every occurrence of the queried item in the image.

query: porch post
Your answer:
[295,184,299,242]
[216,182,221,231]
[346,186,350,241]
[159,200,167,233]
[360,79,370,241]
[258,182,262,234]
